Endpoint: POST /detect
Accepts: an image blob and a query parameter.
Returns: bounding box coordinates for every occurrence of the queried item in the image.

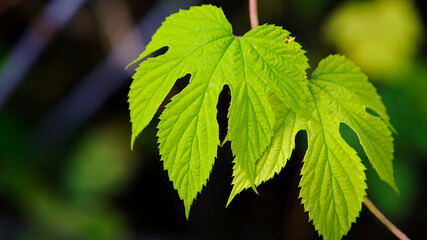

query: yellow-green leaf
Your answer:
[128,5,309,217]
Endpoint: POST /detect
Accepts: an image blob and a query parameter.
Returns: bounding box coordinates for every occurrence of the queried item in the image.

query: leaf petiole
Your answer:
[364,196,410,240]
[249,0,258,29]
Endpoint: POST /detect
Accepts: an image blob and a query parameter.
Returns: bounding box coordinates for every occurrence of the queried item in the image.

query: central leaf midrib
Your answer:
[308,83,365,203]
[243,39,301,105]
[164,36,237,186]
[163,37,236,147]
[306,85,357,232]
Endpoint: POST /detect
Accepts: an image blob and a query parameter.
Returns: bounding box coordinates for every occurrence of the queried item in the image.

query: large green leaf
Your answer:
[308,54,397,192]
[128,5,309,217]
[300,55,396,239]
[228,55,396,239]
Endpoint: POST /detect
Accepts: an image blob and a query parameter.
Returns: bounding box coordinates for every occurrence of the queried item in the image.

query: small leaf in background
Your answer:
[65,122,137,199]
[0,117,131,239]
[323,0,424,80]
[25,195,127,240]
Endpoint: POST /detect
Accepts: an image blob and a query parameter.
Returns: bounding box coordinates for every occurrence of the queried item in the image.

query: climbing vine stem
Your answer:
[249,0,258,29]
[364,196,410,240]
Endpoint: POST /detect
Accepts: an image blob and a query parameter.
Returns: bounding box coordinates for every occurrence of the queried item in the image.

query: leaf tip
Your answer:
[185,209,190,220]
[390,181,400,196]
[184,200,192,220]
[225,197,233,208]
[251,184,259,195]
[126,58,140,70]
[220,132,229,148]
[130,131,138,151]
[125,62,133,71]
[390,125,398,135]
[226,184,241,207]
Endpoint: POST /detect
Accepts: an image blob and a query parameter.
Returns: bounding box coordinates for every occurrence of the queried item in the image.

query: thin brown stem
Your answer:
[249,0,258,29]
[364,196,410,240]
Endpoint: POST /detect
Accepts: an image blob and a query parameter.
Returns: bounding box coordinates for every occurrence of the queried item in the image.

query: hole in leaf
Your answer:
[130,47,169,68]
[295,130,308,157]
[148,46,169,58]
[127,47,169,71]
[218,85,231,146]
[339,123,368,162]
[174,73,191,91]
[366,107,380,117]
[158,74,191,114]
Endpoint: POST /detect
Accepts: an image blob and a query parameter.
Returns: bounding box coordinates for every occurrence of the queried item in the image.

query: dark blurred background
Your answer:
[0,0,426,239]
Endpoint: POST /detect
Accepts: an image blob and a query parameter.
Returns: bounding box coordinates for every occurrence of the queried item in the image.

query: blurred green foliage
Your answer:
[0,116,135,239]
[65,124,136,200]
[323,0,423,80]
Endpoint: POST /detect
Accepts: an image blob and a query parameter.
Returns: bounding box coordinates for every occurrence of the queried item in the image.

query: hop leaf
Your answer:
[299,55,397,239]
[128,4,397,238]
[128,5,309,218]
[228,55,397,239]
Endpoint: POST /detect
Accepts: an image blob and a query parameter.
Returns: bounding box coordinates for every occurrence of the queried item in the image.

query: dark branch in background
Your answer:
[0,0,22,15]
[35,0,198,151]
[0,0,197,152]
[0,0,88,109]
